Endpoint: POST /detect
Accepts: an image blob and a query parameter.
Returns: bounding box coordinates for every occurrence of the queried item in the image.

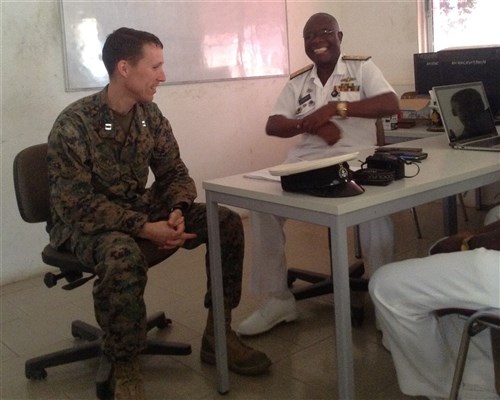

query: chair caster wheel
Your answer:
[96,381,113,400]
[25,366,47,380]
[156,314,172,329]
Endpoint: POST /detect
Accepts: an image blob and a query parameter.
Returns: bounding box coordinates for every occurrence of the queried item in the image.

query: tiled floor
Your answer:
[1,200,489,399]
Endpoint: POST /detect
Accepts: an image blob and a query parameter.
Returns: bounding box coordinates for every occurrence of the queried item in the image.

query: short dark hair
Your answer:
[102,27,163,77]
[451,88,485,117]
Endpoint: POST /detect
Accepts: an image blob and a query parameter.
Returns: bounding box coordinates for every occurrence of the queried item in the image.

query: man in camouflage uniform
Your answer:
[47,27,271,399]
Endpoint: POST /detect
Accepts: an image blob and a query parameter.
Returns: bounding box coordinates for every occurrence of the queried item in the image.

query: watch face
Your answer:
[337,102,348,117]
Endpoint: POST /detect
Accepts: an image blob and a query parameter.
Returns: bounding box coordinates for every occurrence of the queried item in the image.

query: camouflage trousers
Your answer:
[68,203,243,361]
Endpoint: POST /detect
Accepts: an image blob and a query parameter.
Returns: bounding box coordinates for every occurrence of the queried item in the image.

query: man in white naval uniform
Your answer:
[369,205,500,400]
[238,12,400,336]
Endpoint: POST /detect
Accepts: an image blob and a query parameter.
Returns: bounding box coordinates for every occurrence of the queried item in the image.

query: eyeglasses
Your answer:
[303,29,336,42]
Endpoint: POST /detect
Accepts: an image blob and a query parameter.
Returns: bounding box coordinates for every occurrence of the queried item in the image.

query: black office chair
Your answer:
[434,307,500,399]
[14,143,191,400]
[287,226,368,327]
[288,118,430,326]
[286,119,406,327]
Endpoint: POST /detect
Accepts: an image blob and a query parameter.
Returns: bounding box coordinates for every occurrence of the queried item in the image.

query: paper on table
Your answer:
[243,168,281,182]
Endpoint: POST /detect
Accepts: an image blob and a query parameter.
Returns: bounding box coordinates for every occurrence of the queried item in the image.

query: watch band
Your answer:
[169,202,189,216]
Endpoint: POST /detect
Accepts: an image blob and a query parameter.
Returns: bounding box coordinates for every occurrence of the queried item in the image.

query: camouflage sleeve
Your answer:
[47,112,149,237]
[148,107,197,208]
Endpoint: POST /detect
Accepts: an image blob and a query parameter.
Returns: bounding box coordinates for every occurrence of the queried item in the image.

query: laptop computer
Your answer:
[433,81,500,151]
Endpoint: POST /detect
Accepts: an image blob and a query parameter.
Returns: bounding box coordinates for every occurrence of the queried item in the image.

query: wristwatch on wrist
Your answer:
[460,235,474,251]
[169,202,188,216]
[337,101,348,119]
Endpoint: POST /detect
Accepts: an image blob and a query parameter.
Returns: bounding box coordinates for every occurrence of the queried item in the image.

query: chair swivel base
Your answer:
[25,311,192,400]
[287,260,368,327]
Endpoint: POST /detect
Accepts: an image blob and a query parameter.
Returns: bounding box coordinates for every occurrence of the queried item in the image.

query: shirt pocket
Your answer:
[91,146,120,183]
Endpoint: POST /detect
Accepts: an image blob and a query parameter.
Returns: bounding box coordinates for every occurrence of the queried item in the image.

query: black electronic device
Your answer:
[413,46,500,118]
[413,52,441,96]
[375,147,428,160]
[438,46,500,118]
[376,147,423,153]
[365,153,405,180]
[352,168,395,186]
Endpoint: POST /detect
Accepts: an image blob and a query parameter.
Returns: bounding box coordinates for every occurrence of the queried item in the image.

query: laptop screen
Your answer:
[433,81,497,143]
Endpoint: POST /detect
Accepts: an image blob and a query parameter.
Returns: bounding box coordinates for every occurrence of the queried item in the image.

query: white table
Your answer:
[203,135,500,399]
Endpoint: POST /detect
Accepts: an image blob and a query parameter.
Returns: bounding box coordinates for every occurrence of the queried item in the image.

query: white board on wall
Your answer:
[60,0,289,91]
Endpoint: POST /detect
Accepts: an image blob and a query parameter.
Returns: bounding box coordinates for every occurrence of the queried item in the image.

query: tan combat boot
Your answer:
[200,308,271,376]
[113,359,146,400]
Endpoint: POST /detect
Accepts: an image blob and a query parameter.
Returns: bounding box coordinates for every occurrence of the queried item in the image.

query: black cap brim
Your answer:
[301,180,365,198]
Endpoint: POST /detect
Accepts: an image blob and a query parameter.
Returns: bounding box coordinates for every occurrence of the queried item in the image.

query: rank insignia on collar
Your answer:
[141,120,147,127]
[105,123,112,131]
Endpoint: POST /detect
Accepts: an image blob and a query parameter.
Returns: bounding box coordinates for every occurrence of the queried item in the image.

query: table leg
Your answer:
[330,220,355,399]
[206,193,229,394]
[443,195,458,236]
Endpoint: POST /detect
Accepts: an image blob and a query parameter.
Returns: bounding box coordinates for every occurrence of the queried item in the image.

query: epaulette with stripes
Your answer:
[290,64,313,80]
[342,55,372,61]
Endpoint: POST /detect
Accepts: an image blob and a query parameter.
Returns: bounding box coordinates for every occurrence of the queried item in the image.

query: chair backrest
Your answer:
[13,143,50,223]
[375,118,385,146]
[13,142,178,276]
[436,307,500,397]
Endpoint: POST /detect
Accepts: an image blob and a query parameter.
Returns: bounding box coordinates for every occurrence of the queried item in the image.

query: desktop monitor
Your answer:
[413,52,441,96]
[414,46,500,118]
[438,46,500,118]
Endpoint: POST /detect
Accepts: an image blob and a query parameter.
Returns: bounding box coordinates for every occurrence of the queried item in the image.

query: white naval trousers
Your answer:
[248,211,393,295]
[369,248,500,399]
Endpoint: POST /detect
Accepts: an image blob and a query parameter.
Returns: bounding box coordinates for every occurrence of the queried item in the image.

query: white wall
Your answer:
[1,1,418,285]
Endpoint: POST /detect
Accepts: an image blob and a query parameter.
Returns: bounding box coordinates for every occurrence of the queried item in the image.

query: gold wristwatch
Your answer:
[337,101,348,119]
[460,235,474,251]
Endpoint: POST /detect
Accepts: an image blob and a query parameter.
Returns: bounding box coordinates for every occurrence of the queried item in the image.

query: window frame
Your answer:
[417,0,433,53]
[418,0,500,53]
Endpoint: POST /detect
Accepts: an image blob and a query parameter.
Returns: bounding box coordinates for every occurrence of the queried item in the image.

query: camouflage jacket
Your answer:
[47,88,197,248]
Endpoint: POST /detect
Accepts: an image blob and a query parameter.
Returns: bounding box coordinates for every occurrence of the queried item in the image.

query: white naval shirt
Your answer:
[271,55,396,162]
